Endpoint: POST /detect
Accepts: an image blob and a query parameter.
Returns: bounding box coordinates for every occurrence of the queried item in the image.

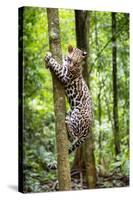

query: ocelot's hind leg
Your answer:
[68,136,86,154]
[68,130,89,154]
[65,115,75,143]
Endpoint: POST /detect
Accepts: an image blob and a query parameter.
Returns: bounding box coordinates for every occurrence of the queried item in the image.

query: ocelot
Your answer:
[45,45,93,155]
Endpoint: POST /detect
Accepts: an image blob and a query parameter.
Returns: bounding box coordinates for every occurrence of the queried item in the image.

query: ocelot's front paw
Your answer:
[45,52,52,63]
[45,52,52,68]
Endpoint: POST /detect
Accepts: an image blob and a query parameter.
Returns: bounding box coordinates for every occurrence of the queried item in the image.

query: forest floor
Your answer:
[40,170,129,192]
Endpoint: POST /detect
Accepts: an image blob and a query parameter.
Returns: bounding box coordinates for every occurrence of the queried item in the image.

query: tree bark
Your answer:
[46,8,71,191]
[74,10,96,188]
[112,12,121,156]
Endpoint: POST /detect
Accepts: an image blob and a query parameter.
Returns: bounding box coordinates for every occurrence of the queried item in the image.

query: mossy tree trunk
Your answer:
[46,8,71,191]
[74,10,96,188]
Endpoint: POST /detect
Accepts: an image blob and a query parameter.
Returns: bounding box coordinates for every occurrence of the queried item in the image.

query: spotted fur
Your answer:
[45,45,93,154]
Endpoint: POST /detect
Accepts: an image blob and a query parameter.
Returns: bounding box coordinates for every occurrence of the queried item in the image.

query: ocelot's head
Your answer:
[67,45,87,66]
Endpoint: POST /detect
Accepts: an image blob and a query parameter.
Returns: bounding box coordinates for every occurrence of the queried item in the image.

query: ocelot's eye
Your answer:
[82,52,87,56]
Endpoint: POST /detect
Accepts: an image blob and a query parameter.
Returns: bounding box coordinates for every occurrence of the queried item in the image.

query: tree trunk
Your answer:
[112,12,121,156]
[83,134,96,188]
[46,8,71,191]
[74,10,96,188]
[75,10,89,85]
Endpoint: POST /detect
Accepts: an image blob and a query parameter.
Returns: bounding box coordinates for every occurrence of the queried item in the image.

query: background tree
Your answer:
[46,8,71,191]
[112,12,121,156]
[74,10,96,188]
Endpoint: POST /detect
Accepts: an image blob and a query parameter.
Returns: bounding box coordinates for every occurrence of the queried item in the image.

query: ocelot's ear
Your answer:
[68,45,73,53]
